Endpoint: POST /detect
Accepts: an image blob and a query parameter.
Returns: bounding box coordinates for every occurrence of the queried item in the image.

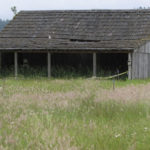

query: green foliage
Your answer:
[0,65,128,79]
[11,6,17,16]
[0,19,9,31]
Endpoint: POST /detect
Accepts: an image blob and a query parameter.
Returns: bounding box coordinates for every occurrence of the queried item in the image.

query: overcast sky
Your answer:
[0,0,150,19]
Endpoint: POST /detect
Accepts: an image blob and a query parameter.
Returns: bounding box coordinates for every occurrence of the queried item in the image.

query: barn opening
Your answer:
[97,53,128,78]
[1,52,128,78]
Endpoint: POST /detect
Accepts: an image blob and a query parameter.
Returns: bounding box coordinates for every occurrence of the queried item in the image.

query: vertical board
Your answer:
[148,54,150,77]
[145,54,149,78]
[145,42,150,53]
[136,53,139,79]
[131,53,135,79]
[145,42,149,53]
[138,53,143,79]
[132,52,139,79]
[135,53,139,79]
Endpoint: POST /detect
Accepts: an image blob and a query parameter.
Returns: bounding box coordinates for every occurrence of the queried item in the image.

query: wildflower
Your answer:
[115,134,121,138]
[144,127,148,131]
[131,132,136,136]
[10,122,14,125]
[24,132,27,136]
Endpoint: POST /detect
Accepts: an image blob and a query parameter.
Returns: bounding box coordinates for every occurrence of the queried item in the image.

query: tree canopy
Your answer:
[0,19,9,31]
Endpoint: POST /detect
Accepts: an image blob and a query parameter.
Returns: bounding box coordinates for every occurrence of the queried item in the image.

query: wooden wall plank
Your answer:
[148,54,150,77]
[132,52,138,79]
[138,53,142,79]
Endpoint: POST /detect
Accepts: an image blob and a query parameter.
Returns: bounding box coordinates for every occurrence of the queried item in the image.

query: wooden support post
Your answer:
[0,52,2,71]
[128,53,132,80]
[47,52,51,78]
[93,52,97,77]
[14,52,18,78]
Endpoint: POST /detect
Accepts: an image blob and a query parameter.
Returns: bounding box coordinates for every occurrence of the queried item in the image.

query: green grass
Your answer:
[0,78,150,149]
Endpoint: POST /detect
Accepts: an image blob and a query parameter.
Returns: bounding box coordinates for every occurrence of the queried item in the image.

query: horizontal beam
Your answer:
[0,48,134,51]
[0,50,133,54]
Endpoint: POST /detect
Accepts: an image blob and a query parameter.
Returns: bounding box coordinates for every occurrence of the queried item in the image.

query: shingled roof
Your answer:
[0,9,150,51]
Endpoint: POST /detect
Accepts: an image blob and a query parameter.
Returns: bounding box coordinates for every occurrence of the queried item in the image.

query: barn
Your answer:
[0,9,150,79]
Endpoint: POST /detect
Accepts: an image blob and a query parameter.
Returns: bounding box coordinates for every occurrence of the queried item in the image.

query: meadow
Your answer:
[0,77,150,150]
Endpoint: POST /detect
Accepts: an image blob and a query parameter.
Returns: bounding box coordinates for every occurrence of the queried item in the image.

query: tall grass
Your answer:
[0,65,128,79]
[0,78,150,149]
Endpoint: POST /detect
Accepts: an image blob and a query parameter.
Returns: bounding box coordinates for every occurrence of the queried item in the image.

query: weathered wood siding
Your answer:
[132,42,150,79]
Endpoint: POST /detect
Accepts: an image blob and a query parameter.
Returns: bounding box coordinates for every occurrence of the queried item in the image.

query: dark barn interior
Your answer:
[97,53,128,76]
[1,52,128,78]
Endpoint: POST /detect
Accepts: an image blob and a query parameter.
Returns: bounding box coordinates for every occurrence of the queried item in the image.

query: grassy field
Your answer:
[0,78,150,149]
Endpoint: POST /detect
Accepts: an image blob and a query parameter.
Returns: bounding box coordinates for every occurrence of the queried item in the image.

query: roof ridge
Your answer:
[20,9,150,13]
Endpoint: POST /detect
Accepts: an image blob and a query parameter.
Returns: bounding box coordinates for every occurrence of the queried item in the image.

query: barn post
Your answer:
[93,52,97,77]
[47,52,51,78]
[0,52,2,71]
[14,52,18,78]
[128,52,132,80]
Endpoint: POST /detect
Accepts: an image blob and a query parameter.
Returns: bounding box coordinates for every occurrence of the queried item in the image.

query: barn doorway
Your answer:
[97,53,128,78]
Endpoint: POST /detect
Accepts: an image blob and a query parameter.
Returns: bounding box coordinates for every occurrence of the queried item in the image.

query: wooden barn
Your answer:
[0,9,150,79]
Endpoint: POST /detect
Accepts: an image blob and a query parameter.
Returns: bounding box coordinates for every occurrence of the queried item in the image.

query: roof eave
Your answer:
[0,48,134,53]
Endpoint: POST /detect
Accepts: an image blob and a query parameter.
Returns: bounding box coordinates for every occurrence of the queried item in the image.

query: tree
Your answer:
[11,6,17,16]
[0,19,9,31]
[138,6,150,9]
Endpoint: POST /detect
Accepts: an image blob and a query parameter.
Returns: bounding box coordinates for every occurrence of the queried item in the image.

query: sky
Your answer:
[0,0,150,19]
